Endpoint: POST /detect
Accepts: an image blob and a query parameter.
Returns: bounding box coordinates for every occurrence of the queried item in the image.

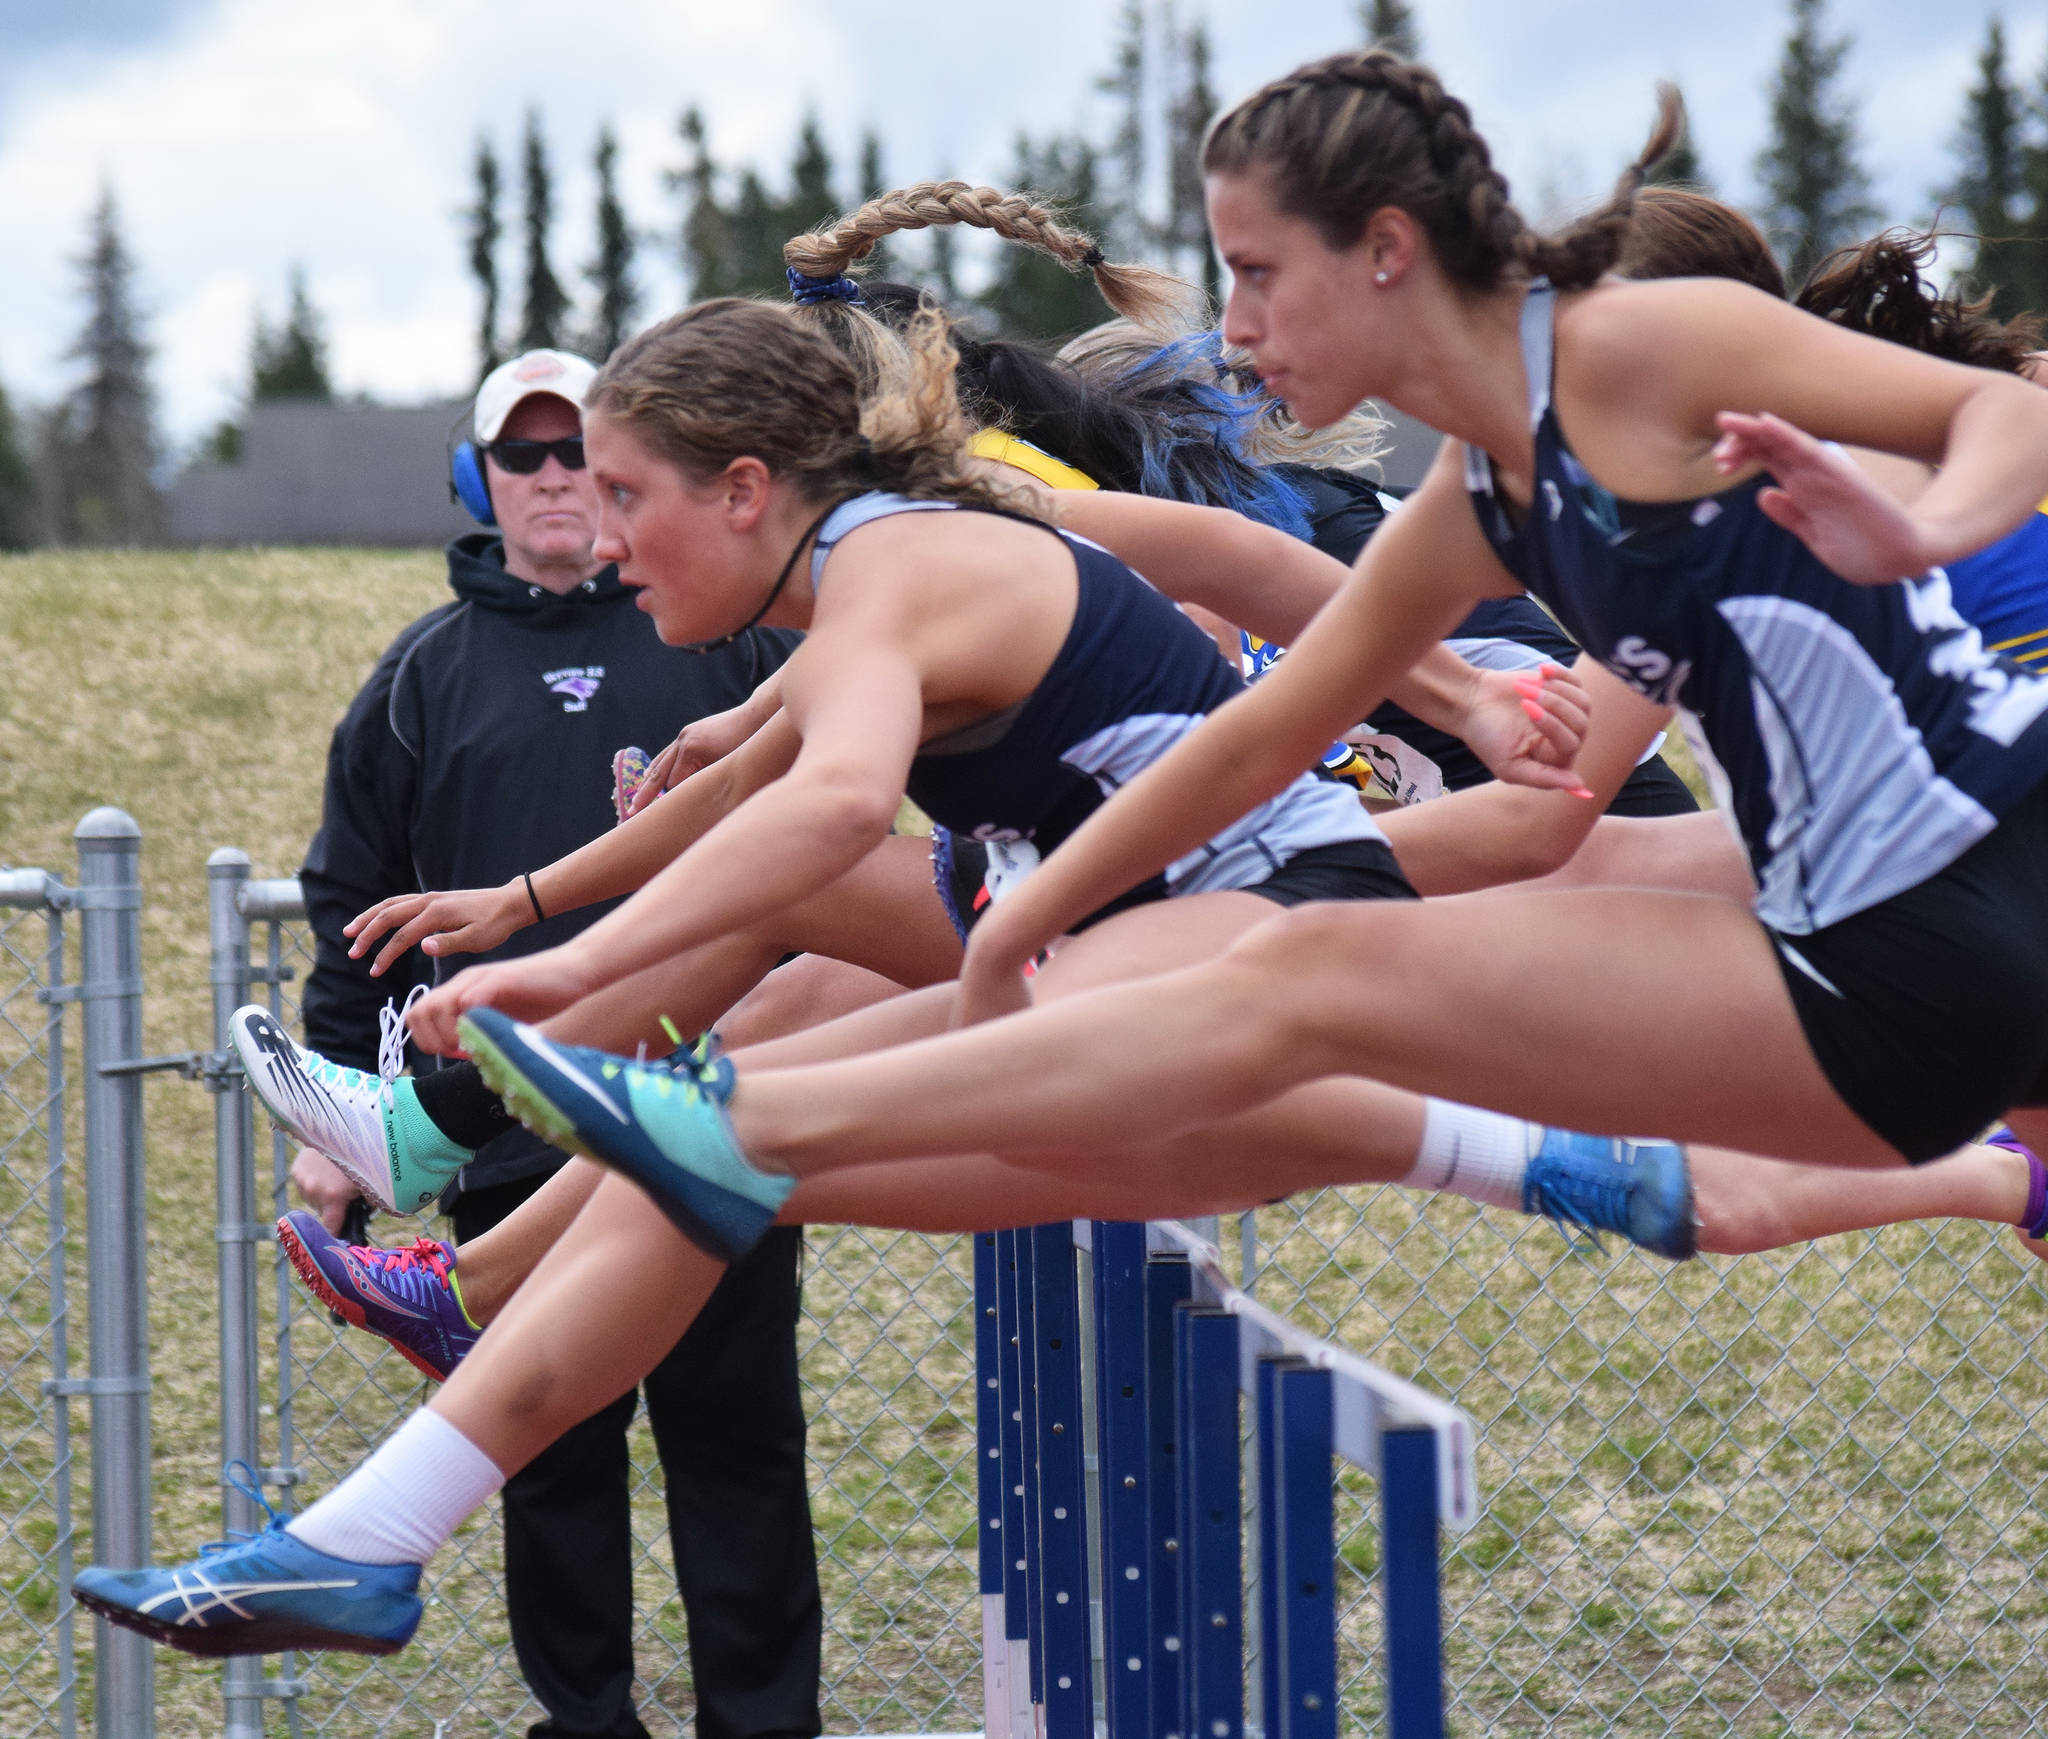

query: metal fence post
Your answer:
[207,849,267,1739]
[74,807,153,1739]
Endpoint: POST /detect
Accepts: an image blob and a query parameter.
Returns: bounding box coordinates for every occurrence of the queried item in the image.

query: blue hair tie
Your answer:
[787,266,862,306]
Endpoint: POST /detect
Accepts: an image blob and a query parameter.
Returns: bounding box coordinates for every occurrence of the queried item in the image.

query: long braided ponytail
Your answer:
[1203,49,1681,293]
[785,180,1205,331]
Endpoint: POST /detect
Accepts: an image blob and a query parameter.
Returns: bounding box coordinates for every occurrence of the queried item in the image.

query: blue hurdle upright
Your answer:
[974,1220,1476,1739]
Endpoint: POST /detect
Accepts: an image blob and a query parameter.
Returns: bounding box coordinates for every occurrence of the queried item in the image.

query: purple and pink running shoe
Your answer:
[1985,1128,2048,1242]
[275,1210,481,1382]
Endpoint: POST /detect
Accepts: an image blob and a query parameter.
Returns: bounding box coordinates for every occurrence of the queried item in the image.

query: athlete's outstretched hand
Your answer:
[403,949,597,1057]
[1713,410,1929,585]
[346,885,529,978]
[1458,663,1595,797]
[628,700,771,817]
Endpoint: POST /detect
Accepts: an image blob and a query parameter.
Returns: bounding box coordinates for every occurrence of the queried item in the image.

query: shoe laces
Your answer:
[1526,1155,1628,1251]
[195,1460,288,1557]
[363,1235,453,1289]
[377,984,431,1092]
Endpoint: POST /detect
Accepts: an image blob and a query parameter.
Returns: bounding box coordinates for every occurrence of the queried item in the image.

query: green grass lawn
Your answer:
[3,548,2044,1738]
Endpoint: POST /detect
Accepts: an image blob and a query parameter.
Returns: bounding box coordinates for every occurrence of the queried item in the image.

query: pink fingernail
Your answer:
[1521,699,1545,721]
[1570,786,1594,800]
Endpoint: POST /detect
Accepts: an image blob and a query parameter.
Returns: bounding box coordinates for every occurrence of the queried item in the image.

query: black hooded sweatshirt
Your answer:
[299,534,797,1200]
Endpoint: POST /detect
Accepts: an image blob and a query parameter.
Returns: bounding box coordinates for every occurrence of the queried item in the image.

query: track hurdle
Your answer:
[975,1219,1476,1739]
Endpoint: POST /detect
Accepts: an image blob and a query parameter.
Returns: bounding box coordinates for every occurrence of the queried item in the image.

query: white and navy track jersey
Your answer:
[811,492,1384,910]
[1465,282,2048,935]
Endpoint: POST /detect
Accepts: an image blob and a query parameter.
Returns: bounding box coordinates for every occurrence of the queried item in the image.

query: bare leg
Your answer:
[1692,1139,2029,1256]
[732,889,1900,1178]
[1525,810,1756,900]
[432,1071,1424,1474]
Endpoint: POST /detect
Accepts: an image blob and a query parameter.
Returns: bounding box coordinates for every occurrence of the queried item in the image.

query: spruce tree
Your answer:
[1361,0,1420,58]
[0,381,36,551]
[980,135,1111,340]
[857,131,897,282]
[1166,18,1221,308]
[52,187,160,545]
[2010,34,2048,317]
[1754,0,1877,287]
[726,167,786,300]
[784,113,839,239]
[1945,19,2029,318]
[1096,0,1148,257]
[926,178,961,306]
[518,110,570,352]
[585,122,640,360]
[465,136,504,382]
[251,267,333,401]
[672,108,736,300]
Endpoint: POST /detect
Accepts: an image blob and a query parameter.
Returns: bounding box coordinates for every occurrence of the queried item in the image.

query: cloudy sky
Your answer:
[0,0,2037,452]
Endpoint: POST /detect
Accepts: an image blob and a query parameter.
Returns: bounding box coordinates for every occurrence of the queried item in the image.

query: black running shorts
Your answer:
[932,832,1415,943]
[1769,774,2048,1163]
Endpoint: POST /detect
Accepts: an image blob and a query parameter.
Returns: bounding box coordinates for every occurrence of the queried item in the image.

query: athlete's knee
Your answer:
[1223,902,1397,1017]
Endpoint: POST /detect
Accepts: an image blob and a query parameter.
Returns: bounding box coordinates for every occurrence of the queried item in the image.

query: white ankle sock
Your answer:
[1401,1100,1539,1212]
[287,1409,505,1566]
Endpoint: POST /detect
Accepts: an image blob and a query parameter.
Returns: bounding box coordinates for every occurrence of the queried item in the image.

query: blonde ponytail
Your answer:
[786,180,1205,332]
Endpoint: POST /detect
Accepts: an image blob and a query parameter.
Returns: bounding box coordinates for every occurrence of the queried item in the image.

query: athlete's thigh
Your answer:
[1238,887,1895,1165]
[730,979,960,1070]
[1034,889,1283,1001]
[778,832,963,988]
[719,955,911,1050]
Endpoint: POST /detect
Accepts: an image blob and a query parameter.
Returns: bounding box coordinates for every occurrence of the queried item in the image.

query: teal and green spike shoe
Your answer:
[459,1007,793,1262]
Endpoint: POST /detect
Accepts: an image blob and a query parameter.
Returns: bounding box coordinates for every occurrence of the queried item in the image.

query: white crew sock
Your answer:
[287,1408,505,1566]
[1400,1099,1540,1213]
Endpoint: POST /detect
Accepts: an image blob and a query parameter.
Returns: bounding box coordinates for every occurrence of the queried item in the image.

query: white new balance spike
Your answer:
[229,988,428,1213]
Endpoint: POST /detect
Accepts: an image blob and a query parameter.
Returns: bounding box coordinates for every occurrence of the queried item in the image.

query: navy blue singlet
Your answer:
[1465,283,2048,936]
[810,493,1384,902]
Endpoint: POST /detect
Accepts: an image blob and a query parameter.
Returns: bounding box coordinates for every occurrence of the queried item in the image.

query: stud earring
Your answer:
[1374,271,1390,286]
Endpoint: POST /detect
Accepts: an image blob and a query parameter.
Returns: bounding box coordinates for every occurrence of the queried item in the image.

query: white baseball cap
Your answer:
[473,348,598,443]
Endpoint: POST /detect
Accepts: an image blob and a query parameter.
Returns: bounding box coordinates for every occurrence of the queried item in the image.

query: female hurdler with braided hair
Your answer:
[235,191,1647,1381]
[464,59,2048,1240]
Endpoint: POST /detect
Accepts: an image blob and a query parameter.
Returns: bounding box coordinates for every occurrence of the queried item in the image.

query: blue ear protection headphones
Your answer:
[448,415,495,525]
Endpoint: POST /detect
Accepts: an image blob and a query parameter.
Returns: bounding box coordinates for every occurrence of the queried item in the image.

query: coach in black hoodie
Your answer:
[295,351,820,1739]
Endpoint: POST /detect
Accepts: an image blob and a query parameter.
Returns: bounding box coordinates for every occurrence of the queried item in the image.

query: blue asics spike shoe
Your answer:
[1522,1130,1697,1261]
[458,1007,792,1263]
[72,1466,422,1658]
[230,995,470,1214]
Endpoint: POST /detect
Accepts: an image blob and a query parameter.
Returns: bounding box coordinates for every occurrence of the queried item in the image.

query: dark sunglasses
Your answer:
[487,435,586,474]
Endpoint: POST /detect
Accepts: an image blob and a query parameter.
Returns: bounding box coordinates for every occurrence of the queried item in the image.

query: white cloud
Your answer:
[0,0,2035,451]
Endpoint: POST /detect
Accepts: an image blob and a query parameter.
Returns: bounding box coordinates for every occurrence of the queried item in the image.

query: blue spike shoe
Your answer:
[72,1466,421,1657]
[1522,1130,1697,1261]
[458,1008,793,1262]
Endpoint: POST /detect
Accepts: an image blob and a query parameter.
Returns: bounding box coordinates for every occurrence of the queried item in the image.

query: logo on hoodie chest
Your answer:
[543,666,604,712]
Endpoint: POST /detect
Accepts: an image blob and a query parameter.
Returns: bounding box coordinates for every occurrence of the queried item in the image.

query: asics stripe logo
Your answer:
[139,1571,359,1622]
[522,1029,631,1125]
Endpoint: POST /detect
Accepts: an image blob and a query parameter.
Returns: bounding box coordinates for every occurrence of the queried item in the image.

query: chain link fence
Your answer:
[9,817,2046,1736]
[1246,1188,2048,1737]
[212,875,984,1737]
[0,869,78,1738]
